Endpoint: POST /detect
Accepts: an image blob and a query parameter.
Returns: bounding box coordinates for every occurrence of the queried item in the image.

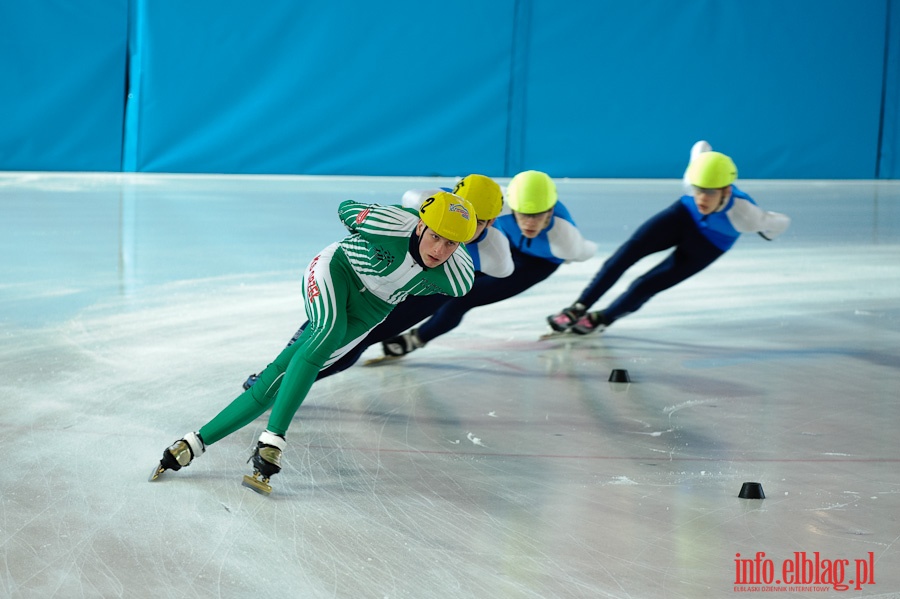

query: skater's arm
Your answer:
[339,200,418,237]
[426,250,475,298]
[474,227,514,278]
[727,198,791,240]
[547,218,598,262]
[338,199,371,232]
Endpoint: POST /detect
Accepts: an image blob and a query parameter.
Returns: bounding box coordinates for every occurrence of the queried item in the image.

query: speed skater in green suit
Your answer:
[149,191,477,494]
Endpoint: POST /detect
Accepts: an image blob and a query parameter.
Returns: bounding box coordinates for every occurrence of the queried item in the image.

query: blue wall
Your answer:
[0,1,128,171]
[2,0,898,178]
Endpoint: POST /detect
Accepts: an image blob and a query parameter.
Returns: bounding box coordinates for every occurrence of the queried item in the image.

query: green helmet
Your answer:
[687,151,738,189]
[507,170,558,214]
[419,191,477,243]
[452,174,503,220]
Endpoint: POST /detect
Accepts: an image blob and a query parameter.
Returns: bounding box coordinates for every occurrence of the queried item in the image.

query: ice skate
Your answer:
[539,329,573,341]
[149,432,205,482]
[380,329,425,359]
[241,431,285,495]
[242,373,259,390]
[546,303,586,333]
[571,311,608,335]
[362,354,402,366]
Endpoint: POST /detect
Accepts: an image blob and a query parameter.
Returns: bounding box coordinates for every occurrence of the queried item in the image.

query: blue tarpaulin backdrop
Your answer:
[1,0,898,178]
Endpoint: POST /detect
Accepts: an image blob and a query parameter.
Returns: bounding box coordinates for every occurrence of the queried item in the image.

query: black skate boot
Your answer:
[242,373,259,390]
[149,432,205,481]
[571,311,609,335]
[546,303,587,332]
[242,431,286,495]
[381,329,425,358]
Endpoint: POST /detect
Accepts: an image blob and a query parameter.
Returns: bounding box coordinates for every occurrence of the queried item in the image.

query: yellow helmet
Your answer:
[451,174,503,220]
[419,191,477,243]
[687,151,738,189]
[507,170,557,214]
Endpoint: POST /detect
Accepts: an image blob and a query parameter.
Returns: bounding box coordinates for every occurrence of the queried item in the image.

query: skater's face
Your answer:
[416,220,461,267]
[512,210,553,238]
[692,185,731,215]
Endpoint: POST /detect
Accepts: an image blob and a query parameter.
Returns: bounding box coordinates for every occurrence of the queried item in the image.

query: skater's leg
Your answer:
[242,246,391,494]
[266,297,388,434]
[417,254,559,343]
[246,316,343,388]
[153,340,306,479]
[315,341,367,379]
[602,230,724,324]
[316,294,449,378]
[367,294,451,344]
[202,245,384,444]
[265,326,344,436]
[242,320,309,390]
[200,333,309,445]
[266,248,390,436]
[576,201,687,308]
[241,299,388,494]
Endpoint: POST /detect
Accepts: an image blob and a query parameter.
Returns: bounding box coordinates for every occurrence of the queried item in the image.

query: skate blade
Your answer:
[148,463,166,482]
[242,474,272,495]
[362,355,402,366]
[539,330,571,341]
[540,328,601,342]
[539,332,594,343]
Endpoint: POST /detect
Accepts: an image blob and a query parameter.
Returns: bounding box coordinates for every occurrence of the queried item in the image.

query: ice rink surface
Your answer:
[1,173,899,598]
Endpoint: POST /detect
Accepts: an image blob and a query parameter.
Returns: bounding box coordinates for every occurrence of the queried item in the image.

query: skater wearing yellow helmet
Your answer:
[314,174,514,371]
[548,141,791,335]
[379,169,597,358]
[238,173,513,385]
[151,192,477,494]
[401,173,511,278]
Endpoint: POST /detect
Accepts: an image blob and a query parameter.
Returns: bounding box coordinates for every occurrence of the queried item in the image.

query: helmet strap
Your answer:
[715,185,732,212]
[409,224,428,269]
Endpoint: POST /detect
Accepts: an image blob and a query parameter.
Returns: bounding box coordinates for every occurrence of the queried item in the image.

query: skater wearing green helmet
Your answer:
[548,141,791,335]
[150,192,477,494]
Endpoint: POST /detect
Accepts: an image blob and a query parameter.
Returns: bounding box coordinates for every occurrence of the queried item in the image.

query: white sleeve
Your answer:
[727,198,791,240]
[474,227,514,278]
[547,217,598,262]
[401,189,441,210]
